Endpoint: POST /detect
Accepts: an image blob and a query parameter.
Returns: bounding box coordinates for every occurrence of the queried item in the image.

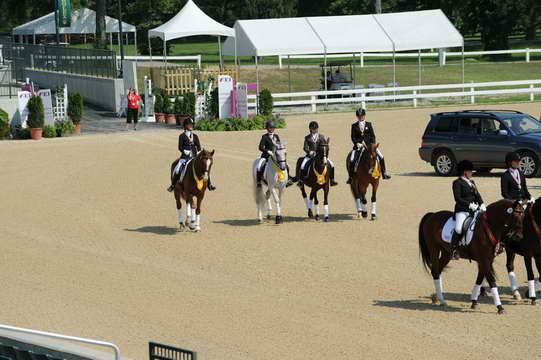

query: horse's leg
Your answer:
[535,255,541,292]
[323,184,329,222]
[370,181,379,221]
[524,254,537,304]
[193,195,203,232]
[174,190,186,231]
[311,188,320,221]
[301,184,312,218]
[359,184,368,219]
[186,197,193,226]
[470,264,485,310]
[506,251,521,300]
[265,189,273,220]
[485,264,505,314]
[430,248,449,306]
[271,188,282,224]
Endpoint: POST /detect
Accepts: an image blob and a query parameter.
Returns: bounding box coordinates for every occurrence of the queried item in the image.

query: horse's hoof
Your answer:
[371,214,377,221]
[513,290,522,301]
[440,301,447,307]
[178,224,185,232]
[361,211,368,218]
[192,227,201,233]
[357,212,362,219]
[315,215,320,221]
[497,305,505,315]
[531,298,537,306]
[324,217,329,222]
[275,216,282,224]
[471,300,479,310]
[258,218,263,223]
[267,215,272,220]
[431,294,439,305]
[308,209,313,218]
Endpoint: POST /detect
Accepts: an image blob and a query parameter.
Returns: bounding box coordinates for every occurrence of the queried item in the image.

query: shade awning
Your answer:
[12,8,136,35]
[223,9,463,57]
[148,0,234,41]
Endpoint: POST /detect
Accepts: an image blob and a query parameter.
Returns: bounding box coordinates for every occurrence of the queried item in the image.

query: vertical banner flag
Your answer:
[218,75,234,119]
[57,0,72,28]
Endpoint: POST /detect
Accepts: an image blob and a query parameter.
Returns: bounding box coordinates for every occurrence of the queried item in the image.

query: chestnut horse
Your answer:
[418,199,524,314]
[502,198,541,304]
[298,137,332,221]
[171,149,215,232]
[346,143,380,220]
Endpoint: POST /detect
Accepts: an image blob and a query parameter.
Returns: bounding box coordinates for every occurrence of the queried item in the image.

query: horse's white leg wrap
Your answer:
[186,203,192,222]
[434,278,445,304]
[360,202,367,212]
[196,214,201,227]
[191,208,196,222]
[324,205,329,218]
[356,199,362,212]
[508,272,519,291]
[371,202,377,215]
[177,209,185,225]
[304,198,311,210]
[491,287,502,306]
[528,280,536,298]
[315,203,320,216]
[471,284,482,301]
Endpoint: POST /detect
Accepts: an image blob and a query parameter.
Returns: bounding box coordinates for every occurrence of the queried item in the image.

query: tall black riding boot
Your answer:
[256,165,264,188]
[286,164,295,187]
[292,158,303,184]
[380,157,391,180]
[167,172,180,192]
[330,165,338,186]
[451,232,461,260]
[346,156,355,184]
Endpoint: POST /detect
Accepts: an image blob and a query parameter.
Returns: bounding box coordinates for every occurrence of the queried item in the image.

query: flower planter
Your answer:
[74,122,81,135]
[30,128,43,140]
[166,114,177,125]
[155,113,166,123]
[177,115,189,127]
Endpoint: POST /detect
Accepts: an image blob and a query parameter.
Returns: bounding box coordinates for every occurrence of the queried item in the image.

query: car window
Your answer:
[458,117,481,135]
[434,117,458,133]
[501,115,541,135]
[480,118,502,135]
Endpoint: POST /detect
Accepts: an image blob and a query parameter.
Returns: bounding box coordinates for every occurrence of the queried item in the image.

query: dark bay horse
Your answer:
[418,199,524,314]
[298,137,331,221]
[346,143,380,220]
[502,198,541,304]
[171,149,215,232]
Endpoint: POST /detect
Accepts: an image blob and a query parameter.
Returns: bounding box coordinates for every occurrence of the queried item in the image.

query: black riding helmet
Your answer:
[309,121,319,130]
[184,118,194,127]
[356,107,366,117]
[505,152,521,165]
[266,120,276,129]
[457,160,474,175]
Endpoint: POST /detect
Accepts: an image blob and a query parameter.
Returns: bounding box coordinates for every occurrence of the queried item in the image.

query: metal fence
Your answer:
[3,42,116,81]
[149,342,197,360]
[0,67,14,98]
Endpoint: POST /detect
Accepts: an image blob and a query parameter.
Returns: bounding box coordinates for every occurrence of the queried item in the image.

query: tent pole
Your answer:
[288,55,291,96]
[352,53,356,89]
[392,51,396,101]
[218,36,223,70]
[462,44,465,102]
[164,39,167,70]
[148,36,152,61]
[134,31,137,55]
[234,35,238,76]
[255,54,260,114]
[418,49,421,88]
[324,51,328,107]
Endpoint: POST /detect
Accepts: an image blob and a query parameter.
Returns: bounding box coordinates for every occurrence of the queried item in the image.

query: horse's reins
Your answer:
[482,205,525,255]
[191,155,207,191]
[312,145,328,185]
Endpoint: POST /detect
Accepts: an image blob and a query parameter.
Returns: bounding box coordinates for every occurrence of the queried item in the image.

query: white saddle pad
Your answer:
[173,159,192,183]
[441,212,480,246]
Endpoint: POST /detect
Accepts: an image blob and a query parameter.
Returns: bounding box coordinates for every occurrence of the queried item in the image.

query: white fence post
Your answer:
[279,56,283,69]
[442,51,446,66]
[526,48,530,63]
[311,95,316,113]
[470,83,475,104]
[361,92,366,109]
[413,90,417,108]
[530,84,535,101]
[360,53,364,68]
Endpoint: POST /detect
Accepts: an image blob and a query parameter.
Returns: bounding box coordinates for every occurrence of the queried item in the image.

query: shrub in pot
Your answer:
[163,96,176,124]
[55,120,75,137]
[174,96,188,126]
[43,124,56,138]
[183,92,196,119]
[258,88,273,116]
[68,92,84,135]
[0,108,10,140]
[27,95,45,140]
[154,94,165,123]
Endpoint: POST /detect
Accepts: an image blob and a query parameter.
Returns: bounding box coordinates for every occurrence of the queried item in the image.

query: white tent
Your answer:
[223,9,464,98]
[148,0,235,68]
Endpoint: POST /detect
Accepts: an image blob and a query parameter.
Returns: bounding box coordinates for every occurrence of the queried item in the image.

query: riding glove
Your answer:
[469,203,479,211]
[183,150,191,156]
[309,151,315,157]
[479,204,487,212]
[528,198,536,204]
[267,150,273,156]
[356,143,362,150]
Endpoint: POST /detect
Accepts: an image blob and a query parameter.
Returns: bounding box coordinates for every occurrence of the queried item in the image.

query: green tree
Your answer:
[95,0,107,49]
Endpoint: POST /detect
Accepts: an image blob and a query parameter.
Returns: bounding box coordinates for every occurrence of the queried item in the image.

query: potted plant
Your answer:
[174,96,187,126]
[154,94,165,123]
[27,95,45,140]
[163,96,175,124]
[68,92,84,135]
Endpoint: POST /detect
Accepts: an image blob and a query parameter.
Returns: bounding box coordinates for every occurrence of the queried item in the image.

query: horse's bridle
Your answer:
[272,147,287,170]
[503,204,526,241]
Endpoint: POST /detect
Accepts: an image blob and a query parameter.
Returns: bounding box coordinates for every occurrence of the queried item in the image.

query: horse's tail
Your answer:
[419,212,434,274]
[252,159,266,206]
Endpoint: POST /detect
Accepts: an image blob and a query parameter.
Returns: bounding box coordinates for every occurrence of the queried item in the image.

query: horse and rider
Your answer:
[167,118,216,232]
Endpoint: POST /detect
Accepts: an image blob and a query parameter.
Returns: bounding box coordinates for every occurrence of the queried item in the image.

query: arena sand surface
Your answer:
[2,103,541,360]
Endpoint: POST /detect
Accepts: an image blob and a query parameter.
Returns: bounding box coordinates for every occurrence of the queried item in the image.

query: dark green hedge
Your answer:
[195,114,285,132]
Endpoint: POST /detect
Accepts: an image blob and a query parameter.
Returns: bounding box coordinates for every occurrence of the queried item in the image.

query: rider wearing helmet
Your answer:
[292,121,338,187]
[501,152,532,202]
[167,118,216,192]
[256,120,293,188]
[347,108,391,184]
[451,160,486,260]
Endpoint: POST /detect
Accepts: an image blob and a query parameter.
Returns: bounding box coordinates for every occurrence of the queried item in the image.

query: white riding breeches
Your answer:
[455,212,468,234]
[257,158,267,171]
[376,148,384,159]
[174,159,187,175]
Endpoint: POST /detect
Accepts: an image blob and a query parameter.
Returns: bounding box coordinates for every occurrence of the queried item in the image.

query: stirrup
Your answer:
[330,180,338,186]
[382,174,391,180]
[208,183,216,191]
[167,184,175,192]
[451,249,460,260]
[346,177,352,184]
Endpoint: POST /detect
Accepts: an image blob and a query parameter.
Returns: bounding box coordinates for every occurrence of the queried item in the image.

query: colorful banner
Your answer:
[56,0,72,28]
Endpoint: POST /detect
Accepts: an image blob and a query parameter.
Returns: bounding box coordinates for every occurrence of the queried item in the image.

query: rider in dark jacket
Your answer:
[256,120,294,188]
[501,152,532,202]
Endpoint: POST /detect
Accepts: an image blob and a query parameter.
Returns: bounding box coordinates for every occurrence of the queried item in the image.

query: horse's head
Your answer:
[316,137,330,165]
[501,200,526,242]
[365,143,379,169]
[273,143,288,171]
[197,149,215,181]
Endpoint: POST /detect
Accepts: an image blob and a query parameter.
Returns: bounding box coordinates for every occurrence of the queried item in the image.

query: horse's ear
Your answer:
[376,143,380,149]
[211,149,215,156]
[327,137,330,144]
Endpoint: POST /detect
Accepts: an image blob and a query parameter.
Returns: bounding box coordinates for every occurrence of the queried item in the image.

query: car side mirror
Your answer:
[498,130,508,136]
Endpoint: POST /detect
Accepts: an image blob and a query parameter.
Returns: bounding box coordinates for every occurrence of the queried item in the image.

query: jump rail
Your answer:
[278,48,541,68]
[247,79,541,112]
[116,55,202,69]
[0,324,121,360]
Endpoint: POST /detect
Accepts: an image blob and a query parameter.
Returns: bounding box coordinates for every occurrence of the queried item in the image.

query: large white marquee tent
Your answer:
[12,8,136,45]
[148,0,235,68]
[223,9,464,93]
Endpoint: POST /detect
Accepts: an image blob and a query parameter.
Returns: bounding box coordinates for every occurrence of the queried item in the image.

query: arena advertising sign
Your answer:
[236,83,248,119]
[37,89,54,126]
[218,75,234,119]
[17,91,32,126]
[56,0,72,28]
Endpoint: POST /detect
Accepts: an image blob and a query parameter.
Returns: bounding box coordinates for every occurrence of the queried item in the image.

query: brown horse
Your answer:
[346,143,381,220]
[502,198,541,304]
[171,149,215,232]
[298,137,331,221]
[418,199,525,314]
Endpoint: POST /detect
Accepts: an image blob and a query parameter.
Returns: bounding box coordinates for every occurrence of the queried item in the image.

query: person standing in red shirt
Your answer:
[126,88,142,131]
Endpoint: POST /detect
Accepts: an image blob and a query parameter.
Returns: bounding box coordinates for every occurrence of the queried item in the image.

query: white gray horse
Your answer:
[252,144,289,224]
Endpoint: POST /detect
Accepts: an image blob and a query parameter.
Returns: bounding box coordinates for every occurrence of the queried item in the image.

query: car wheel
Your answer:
[518,152,539,178]
[477,168,493,174]
[433,151,456,176]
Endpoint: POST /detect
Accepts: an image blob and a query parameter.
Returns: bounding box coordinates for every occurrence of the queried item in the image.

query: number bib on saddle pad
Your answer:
[441,212,480,246]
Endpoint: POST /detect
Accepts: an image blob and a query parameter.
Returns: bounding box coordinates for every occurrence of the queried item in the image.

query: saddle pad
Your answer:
[441,213,479,246]
[173,159,192,183]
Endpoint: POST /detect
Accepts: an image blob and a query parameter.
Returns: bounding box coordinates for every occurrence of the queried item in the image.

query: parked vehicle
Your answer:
[419,110,541,177]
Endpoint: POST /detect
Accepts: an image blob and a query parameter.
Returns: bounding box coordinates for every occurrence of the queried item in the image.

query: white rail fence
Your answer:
[116,55,202,69]
[247,80,541,113]
[0,324,121,360]
[278,48,541,68]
